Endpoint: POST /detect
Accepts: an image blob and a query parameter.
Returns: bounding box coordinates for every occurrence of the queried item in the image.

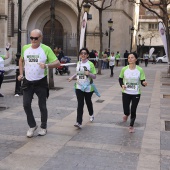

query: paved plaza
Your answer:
[0,62,170,170]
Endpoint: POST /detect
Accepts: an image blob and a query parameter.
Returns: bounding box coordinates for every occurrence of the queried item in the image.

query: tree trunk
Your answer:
[97,9,103,75]
[49,0,55,89]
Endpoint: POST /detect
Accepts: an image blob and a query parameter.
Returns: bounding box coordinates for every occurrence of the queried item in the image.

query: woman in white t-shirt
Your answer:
[68,48,97,129]
[108,51,115,77]
[119,53,147,133]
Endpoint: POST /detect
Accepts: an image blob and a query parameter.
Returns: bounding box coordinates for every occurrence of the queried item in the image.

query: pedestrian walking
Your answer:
[102,53,108,69]
[143,52,149,67]
[68,47,97,129]
[18,29,60,137]
[115,51,120,66]
[124,50,129,66]
[108,51,115,77]
[118,53,147,133]
[0,43,10,97]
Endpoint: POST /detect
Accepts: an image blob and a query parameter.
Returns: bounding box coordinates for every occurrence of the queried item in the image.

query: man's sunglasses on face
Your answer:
[30,36,40,40]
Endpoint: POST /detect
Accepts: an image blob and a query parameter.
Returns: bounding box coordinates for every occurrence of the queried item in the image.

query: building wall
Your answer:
[0,0,137,59]
[138,0,164,56]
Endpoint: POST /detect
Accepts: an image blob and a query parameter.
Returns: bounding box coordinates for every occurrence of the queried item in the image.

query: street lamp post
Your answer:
[130,26,134,52]
[83,2,91,48]
[15,0,22,96]
[108,19,113,51]
[48,0,55,89]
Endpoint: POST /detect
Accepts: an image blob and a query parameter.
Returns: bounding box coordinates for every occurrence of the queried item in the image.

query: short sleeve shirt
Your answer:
[76,60,96,92]
[21,44,57,81]
[0,55,5,70]
[119,65,145,95]
[108,56,115,66]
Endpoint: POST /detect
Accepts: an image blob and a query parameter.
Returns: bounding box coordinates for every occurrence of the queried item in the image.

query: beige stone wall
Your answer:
[0,0,5,14]
[0,0,137,58]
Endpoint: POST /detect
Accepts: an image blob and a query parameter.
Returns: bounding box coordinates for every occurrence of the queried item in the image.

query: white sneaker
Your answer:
[74,122,82,129]
[38,128,47,136]
[89,115,94,122]
[26,126,38,138]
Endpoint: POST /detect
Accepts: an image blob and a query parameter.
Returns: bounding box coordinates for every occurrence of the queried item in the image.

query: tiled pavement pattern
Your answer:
[0,63,170,170]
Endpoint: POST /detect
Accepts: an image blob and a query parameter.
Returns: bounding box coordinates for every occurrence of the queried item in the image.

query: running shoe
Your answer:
[129,126,135,133]
[38,128,47,136]
[26,125,38,138]
[90,115,94,122]
[74,122,82,129]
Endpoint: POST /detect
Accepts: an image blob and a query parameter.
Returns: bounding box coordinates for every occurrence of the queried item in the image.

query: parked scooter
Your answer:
[55,56,71,75]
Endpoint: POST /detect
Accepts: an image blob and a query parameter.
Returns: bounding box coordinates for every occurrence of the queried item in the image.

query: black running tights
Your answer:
[122,93,140,127]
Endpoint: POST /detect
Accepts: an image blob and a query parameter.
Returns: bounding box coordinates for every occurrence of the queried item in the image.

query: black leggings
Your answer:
[122,93,140,127]
[76,89,94,125]
[110,65,114,76]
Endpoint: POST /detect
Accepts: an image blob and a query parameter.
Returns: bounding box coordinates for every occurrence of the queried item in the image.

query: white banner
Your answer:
[159,22,168,60]
[149,47,155,58]
[79,12,87,50]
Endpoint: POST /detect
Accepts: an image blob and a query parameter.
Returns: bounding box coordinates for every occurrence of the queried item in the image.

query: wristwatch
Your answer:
[45,64,49,69]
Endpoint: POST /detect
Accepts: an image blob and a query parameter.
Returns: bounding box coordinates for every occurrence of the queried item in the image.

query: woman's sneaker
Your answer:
[89,115,94,122]
[38,128,47,136]
[129,126,135,133]
[74,122,82,129]
[26,125,38,138]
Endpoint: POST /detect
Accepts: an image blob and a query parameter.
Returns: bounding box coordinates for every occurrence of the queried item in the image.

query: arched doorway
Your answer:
[43,20,64,49]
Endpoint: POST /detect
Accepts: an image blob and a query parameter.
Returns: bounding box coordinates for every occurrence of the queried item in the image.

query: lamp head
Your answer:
[131,26,135,34]
[108,19,113,28]
[83,3,91,13]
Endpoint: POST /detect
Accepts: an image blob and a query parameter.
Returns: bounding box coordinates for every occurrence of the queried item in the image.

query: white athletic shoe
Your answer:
[26,126,38,138]
[38,128,47,136]
[74,122,82,129]
[90,115,94,122]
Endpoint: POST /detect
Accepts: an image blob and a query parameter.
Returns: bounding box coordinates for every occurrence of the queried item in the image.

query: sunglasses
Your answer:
[80,52,87,55]
[30,36,40,40]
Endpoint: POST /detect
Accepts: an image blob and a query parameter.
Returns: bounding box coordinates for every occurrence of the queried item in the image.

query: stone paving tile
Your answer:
[161,155,170,170]
[0,95,22,108]
[51,93,75,100]
[40,146,138,170]
[161,132,170,151]
[71,126,144,148]
[160,108,170,119]
[46,97,77,108]
[101,103,150,113]
[0,118,55,136]
[95,111,147,127]
[13,107,74,120]
[160,98,170,105]
[0,139,27,161]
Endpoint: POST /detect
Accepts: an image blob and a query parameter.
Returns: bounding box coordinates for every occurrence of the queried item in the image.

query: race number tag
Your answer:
[27,55,39,63]
[77,70,87,84]
[126,83,138,91]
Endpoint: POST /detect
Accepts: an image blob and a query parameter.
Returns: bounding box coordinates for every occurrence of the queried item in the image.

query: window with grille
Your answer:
[148,23,158,31]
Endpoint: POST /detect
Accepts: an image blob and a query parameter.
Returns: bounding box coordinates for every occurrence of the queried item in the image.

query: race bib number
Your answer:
[78,75,86,80]
[126,83,138,91]
[27,55,39,63]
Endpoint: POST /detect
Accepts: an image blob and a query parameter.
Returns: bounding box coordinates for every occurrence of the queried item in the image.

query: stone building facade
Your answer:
[0,0,138,62]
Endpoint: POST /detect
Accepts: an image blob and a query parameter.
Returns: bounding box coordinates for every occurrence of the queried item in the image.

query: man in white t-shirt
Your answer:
[0,44,10,97]
[18,29,60,138]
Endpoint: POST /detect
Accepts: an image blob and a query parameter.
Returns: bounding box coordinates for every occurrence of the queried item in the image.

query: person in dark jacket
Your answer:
[124,50,129,66]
